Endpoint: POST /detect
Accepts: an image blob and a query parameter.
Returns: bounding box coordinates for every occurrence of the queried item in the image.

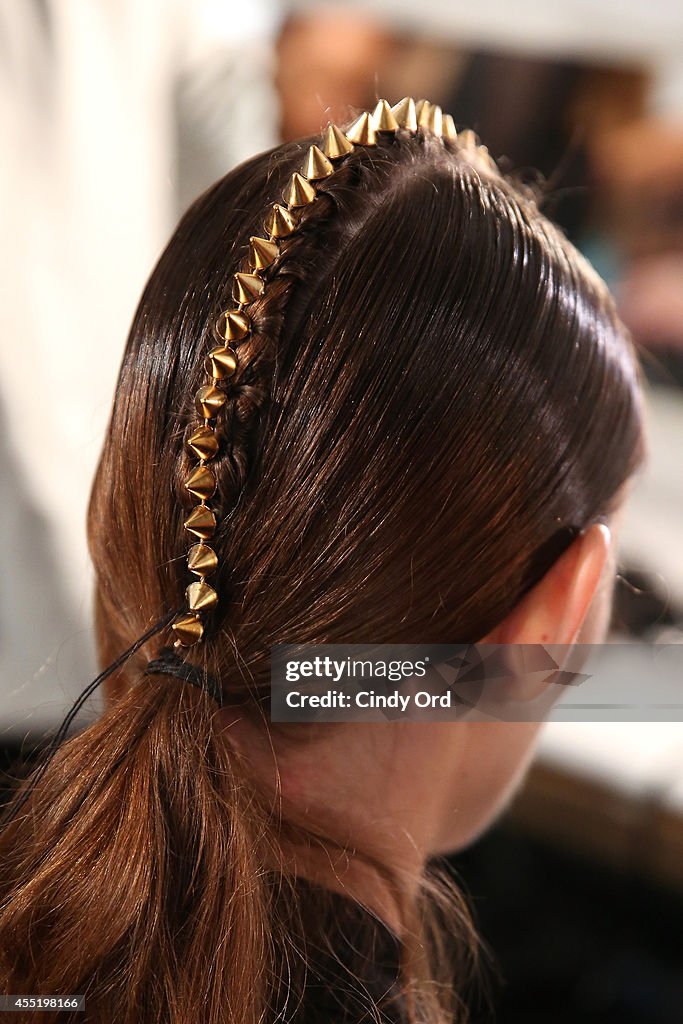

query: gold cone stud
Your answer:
[459,128,477,150]
[172,612,204,647]
[429,104,443,136]
[302,145,334,181]
[266,204,297,238]
[207,346,238,380]
[187,542,218,576]
[372,99,399,133]
[442,114,457,142]
[417,100,442,135]
[322,124,354,160]
[186,580,219,613]
[186,464,216,500]
[195,384,227,420]
[416,99,434,129]
[345,111,376,146]
[285,171,317,208]
[187,426,219,460]
[216,309,250,342]
[233,272,264,304]
[249,236,279,271]
[184,505,217,540]
[390,97,417,132]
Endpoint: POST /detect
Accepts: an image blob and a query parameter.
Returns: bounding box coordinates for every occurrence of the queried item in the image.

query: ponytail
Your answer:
[0,676,272,1024]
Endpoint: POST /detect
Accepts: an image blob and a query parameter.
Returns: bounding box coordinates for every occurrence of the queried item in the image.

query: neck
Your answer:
[224,716,431,936]
[280,834,423,936]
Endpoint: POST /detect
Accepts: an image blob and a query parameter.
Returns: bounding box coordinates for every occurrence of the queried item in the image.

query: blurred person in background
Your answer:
[279,2,683,371]
[275,0,683,619]
[591,118,683,371]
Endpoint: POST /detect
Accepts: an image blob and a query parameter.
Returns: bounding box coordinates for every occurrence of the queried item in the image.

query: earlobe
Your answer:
[489,523,612,647]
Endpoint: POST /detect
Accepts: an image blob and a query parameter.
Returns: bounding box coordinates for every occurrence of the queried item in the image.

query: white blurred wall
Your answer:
[0,0,279,733]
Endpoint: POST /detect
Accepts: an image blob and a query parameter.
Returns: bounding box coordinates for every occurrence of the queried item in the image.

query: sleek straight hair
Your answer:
[0,126,644,1023]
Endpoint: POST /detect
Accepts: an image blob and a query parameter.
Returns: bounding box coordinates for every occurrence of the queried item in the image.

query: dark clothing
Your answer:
[277,879,409,1024]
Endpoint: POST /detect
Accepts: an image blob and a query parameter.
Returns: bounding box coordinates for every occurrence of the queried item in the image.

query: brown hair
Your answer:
[0,124,644,1023]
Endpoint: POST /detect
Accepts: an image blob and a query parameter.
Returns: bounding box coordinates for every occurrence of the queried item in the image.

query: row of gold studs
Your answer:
[170,98,494,647]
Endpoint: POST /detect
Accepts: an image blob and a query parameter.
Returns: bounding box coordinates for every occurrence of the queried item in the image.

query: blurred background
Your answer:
[1,1,682,1019]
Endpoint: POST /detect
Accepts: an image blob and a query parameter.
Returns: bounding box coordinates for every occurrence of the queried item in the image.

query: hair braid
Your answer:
[169,99,486,651]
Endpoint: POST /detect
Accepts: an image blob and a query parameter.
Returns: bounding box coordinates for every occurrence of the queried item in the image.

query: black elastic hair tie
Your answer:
[144,647,225,707]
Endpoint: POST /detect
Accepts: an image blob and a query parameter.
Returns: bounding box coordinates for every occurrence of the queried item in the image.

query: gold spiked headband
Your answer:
[171,98,496,648]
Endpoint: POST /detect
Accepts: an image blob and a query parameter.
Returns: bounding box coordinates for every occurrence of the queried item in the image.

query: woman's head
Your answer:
[90,107,643,681]
[2,101,645,1023]
[87,103,644,888]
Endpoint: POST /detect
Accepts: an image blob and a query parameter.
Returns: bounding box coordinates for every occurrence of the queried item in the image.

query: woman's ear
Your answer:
[488,523,612,646]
